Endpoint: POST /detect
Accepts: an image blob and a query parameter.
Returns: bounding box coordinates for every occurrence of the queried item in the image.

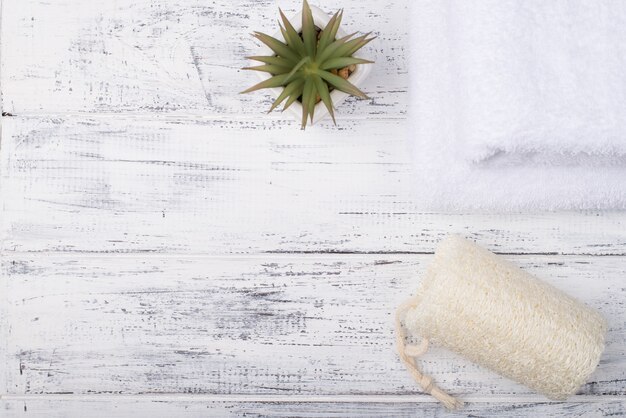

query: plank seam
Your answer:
[2,251,626,258]
[0,112,407,122]
[0,267,6,395]
[0,0,10,393]
[1,394,624,404]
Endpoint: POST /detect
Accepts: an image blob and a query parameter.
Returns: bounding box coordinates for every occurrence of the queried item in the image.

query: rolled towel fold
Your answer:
[409,0,626,209]
[445,1,626,164]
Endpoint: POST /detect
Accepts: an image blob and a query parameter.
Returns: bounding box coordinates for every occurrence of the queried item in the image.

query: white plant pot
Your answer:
[252,5,373,126]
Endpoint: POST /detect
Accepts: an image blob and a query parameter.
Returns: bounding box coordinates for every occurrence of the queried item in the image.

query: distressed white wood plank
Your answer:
[4,254,624,396]
[1,0,407,117]
[1,116,625,255]
[3,3,624,418]
[0,259,7,395]
[2,396,626,417]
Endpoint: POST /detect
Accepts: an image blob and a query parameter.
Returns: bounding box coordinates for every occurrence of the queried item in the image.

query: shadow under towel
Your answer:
[409,0,626,210]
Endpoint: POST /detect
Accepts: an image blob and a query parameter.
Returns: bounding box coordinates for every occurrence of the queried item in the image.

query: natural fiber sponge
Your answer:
[403,235,607,400]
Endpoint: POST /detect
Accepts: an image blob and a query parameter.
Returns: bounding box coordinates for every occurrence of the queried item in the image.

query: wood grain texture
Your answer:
[2,396,626,418]
[0,258,7,395]
[3,254,624,396]
[2,116,625,255]
[2,0,625,415]
[1,0,407,118]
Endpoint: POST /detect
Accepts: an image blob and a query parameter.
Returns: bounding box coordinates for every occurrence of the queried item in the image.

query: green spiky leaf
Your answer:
[312,74,335,124]
[283,56,311,84]
[253,32,300,63]
[243,64,291,74]
[316,32,358,63]
[302,0,317,57]
[301,78,315,129]
[318,70,369,99]
[340,33,376,57]
[240,74,291,94]
[245,56,292,67]
[320,57,374,70]
[279,9,306,57]
[269,78,305,112]
[242,1,375,129]
[317,10,342,53]
[282,89,302,112]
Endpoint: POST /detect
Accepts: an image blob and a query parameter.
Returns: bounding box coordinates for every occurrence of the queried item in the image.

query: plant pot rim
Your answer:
[252,5,373,126]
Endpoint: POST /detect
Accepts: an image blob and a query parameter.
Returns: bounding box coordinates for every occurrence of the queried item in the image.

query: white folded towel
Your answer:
[409,0,626,210]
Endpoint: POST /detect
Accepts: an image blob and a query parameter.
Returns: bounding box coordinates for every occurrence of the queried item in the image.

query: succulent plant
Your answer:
[242,0,375,129]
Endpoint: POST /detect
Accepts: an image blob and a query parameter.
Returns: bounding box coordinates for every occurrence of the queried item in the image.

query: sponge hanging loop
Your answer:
[395,296,464,410]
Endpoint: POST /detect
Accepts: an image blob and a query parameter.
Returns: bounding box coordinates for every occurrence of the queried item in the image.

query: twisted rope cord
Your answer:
[395,297,464,410]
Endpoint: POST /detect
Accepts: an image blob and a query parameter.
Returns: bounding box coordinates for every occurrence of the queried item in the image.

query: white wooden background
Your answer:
[1,0,625,416]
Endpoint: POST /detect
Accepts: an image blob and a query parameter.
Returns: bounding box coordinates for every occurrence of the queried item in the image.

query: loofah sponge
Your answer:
[396,235,607,409]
